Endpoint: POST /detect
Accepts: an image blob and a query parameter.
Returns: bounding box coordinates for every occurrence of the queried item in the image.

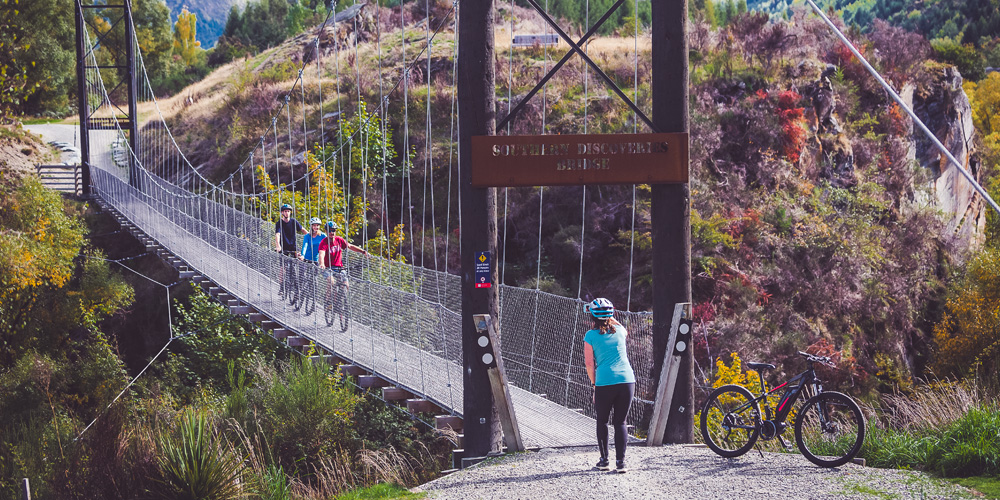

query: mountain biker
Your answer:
[584,298,636,473]
[300,217,326,263]
[274,204,307,255]
[274,204,307,296]
[318,221,366,308]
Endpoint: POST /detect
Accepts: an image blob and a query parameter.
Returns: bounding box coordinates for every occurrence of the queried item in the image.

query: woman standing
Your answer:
[584,298,635,473]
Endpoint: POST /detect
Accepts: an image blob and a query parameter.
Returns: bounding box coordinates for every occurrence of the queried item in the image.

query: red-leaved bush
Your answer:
[776,90,806,163]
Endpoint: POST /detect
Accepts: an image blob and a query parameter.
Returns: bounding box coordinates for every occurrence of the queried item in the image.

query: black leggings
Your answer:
[595,382,635,461]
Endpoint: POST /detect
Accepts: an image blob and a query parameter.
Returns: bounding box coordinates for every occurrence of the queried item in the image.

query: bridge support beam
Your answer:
[458,0,503,459]
[74,1,90,196]
[650,0,693,443]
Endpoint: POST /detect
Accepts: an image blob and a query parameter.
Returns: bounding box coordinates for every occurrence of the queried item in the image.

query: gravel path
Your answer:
[418,445,976,500]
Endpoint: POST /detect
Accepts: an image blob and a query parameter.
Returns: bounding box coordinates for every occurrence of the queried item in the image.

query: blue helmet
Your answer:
[587,298,614,319]
[326,221,339,232]
[280,203,293,211]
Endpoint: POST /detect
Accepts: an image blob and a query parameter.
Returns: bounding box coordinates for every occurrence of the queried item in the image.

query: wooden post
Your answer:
[475,314,525,452]
[650,0,693,444]
[459,0,502,458]
[21,478,30,500]
[647,303,691,446]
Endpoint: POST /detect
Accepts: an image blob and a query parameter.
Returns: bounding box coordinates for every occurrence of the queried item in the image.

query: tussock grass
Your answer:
[862,382,1000,478]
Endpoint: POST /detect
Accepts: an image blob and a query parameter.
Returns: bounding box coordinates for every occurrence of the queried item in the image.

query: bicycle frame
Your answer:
[730,364,823,437]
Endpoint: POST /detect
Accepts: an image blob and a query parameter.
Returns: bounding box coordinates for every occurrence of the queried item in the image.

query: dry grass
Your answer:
[878,380,983,431]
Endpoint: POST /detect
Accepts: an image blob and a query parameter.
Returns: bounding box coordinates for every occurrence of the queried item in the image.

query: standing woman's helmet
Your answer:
[309,217,322,225]
[587,298,615,319]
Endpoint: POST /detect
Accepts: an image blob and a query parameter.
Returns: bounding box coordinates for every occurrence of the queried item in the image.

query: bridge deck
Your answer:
[104,191,595,449]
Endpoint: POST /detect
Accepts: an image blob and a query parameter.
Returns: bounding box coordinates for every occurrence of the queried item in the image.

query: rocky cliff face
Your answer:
[909,66,986,249]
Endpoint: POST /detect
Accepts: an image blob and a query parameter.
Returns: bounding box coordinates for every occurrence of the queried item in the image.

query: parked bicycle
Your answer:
[700,351,865,467]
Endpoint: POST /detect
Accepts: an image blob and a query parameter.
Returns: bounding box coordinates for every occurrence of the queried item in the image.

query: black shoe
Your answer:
[615,460,627,473]
[595,458,610,470]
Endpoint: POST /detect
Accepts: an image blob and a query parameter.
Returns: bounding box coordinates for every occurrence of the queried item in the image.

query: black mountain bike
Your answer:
[324,268,350,331]
[700,351,865,467]
[278,251,300,308]
[299,261,318,316]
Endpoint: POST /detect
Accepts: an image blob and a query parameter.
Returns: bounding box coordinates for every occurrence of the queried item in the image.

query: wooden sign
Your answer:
[470,133,688,187]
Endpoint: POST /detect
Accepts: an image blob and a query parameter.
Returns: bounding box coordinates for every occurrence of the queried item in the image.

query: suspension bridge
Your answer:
[65,0,1000,468]
[70,0,688,465]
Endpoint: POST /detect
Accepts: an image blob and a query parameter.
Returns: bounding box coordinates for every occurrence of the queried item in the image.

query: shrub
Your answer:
[156,409,247,500]
[260,358,358,471]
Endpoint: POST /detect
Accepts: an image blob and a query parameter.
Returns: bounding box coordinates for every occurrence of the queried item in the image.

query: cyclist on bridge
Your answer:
[274,204,307,293]
[299,217,327,263]
[583,297,635,474]
[318,221,366,307]
[274,203,307,255]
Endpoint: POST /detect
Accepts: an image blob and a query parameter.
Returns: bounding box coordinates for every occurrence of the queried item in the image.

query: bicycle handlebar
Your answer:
[798,351,836,367]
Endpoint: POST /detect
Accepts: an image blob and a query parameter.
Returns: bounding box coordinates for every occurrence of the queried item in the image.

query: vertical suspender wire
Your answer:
[401,4,419,394]
[286,95,295,214]
[625,0,639,314]
[443,0,460,412]
[416,0,432,397]
[299,69,311,220]
[565,0,591,408]
[444,13,458,276]
[528,185,544,392]
[527,0,552,392]
[314,39,327,221]
[363,0,377,377]
[334,16,347,234]
[403,16,416,279]
[499,0,515,325]
[425,3,440,302]
[346,8,358,366]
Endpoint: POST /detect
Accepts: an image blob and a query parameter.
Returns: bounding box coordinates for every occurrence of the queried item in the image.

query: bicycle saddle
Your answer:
[746,362,776,371]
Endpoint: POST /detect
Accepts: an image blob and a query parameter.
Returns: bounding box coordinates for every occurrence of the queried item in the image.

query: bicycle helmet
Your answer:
[309,217,322,225]
[586,298,615,319]
[326,221,339,232]
[280,203,293,211]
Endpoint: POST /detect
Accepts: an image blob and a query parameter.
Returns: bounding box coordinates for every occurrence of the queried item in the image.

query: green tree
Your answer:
[172,8,202,67]
[0,0,37,120]
[0,176,133,367]
[931,37,986,81]
[12,0,74,115]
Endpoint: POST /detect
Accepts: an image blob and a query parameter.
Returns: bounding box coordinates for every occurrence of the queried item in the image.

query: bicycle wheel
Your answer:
[700,384,760,458]
[324,288,335,327]
[290,266,302,310]
[794,391,865,467]
[337,287,349,332]
[301,272,316,316]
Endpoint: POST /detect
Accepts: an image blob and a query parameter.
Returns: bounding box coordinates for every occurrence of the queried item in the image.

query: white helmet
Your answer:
[586,298,614,319]
[309,217,322,225]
